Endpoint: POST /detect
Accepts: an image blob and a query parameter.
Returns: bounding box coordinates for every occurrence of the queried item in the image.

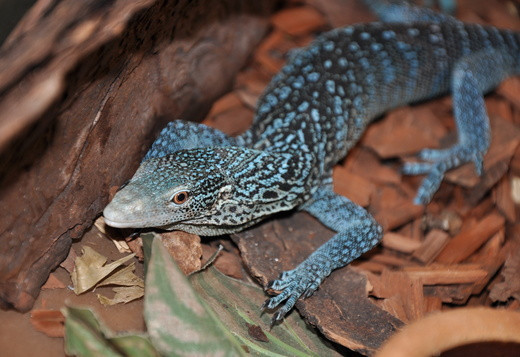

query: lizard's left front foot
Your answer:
[262,260,331,325]
[403,143,485,204]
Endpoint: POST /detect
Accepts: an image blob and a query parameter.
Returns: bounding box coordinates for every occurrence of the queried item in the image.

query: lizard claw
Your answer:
[261,262,331,324]
[403,144,486,204]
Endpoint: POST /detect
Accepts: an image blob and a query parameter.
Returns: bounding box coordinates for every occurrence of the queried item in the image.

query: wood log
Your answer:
[0,0,276,311]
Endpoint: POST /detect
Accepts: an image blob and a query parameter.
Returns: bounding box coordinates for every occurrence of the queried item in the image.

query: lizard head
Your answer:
[103,146,310,234]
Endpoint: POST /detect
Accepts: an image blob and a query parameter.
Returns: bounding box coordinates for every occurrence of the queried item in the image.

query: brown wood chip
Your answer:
[412,229,450,264]
[271,6,328,36]
[435,213,505,264]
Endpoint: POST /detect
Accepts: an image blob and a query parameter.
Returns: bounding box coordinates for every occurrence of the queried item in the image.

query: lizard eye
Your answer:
[171,190,190,205]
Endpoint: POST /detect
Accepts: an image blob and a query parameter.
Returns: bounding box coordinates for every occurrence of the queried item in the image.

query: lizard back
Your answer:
[242,21,520,175]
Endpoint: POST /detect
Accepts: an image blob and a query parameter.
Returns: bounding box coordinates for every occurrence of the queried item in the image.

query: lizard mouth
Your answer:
[102,215,142,228]
[103,201,191,229]
[102,200,160,228]
[102,207,148,228]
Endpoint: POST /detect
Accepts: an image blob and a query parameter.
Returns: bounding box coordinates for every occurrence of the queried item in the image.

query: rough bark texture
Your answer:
[233,212,403,355]
[0,0,276,311]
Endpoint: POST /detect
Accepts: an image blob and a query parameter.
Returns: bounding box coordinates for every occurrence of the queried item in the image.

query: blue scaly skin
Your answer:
[103,0,520,323]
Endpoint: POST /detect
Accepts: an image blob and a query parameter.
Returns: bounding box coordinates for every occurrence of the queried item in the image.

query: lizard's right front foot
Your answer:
[403,143,486,204]
[261,260,332,325]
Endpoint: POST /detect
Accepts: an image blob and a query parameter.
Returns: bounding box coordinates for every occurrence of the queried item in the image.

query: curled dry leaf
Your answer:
[71,246,135,294]
[97,286,145,307]
[96,263,144,289]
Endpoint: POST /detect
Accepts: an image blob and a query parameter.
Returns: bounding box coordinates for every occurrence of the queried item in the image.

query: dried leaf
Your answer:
[71,246,135,294]
[96,263,144,288]
[97,286,145,306]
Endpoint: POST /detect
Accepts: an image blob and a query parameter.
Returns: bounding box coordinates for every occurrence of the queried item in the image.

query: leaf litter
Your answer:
[71,246,144,305]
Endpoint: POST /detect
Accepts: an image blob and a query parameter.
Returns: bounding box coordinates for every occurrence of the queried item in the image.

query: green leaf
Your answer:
[144,234,341,356]
[144,235,245,356]
[63,306,158,357]
[190,267,341,356]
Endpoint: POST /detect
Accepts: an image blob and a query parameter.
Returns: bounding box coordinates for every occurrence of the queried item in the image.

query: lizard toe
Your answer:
[262,264,327,321]
[406,144,486,204]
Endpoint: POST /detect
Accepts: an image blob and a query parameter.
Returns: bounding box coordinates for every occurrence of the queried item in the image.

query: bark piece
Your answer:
[201,244,245,280]
[41,273,66,290]
[333,166,374,207]
[159,231,202,276]
[468,230,507,295]
[489,240,520,302]
[402,264,488,285]
[373,198,424,232]
[435,213,505,264]
[368,270,425,322]
[233,212,403,355]
[412,229,450,264]
[421,211,463,235]
[204,105,254,137]
[381,233,421,254]
[445,115,520,187]
[0,0,275,311]
[343,147,402,186]
[307,0,376,27]
[30,310,65,338]
[425,284,474,305]
[494,176,516,222]
[363,107,447,159]
[271,6,328,36]
[370,253,419,268]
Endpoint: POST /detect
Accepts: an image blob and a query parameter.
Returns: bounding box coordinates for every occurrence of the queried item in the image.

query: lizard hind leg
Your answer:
[403,48,515,204]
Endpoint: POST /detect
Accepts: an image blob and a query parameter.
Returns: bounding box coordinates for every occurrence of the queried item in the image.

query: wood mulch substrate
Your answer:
[19,0,520,356]
[202,0,520,354]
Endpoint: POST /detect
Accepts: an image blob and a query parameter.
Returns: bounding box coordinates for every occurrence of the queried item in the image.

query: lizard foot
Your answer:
[403,144,485,204]
[261,261,331,326]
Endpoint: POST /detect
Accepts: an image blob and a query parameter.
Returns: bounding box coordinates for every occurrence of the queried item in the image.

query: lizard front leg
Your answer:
[144,120,243,160]
[262,188,382,324]
[403,48,516,204]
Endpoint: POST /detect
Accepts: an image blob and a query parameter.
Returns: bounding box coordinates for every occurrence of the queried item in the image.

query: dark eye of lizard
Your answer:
[171,191,189,205]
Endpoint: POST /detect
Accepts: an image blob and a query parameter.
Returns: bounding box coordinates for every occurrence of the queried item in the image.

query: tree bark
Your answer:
[0,0,276,311]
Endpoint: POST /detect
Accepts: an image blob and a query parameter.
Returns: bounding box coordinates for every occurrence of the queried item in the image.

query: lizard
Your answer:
[103,0,520,324]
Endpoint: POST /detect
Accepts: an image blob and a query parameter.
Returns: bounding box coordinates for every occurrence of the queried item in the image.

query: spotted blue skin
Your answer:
[104,0,520,324]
